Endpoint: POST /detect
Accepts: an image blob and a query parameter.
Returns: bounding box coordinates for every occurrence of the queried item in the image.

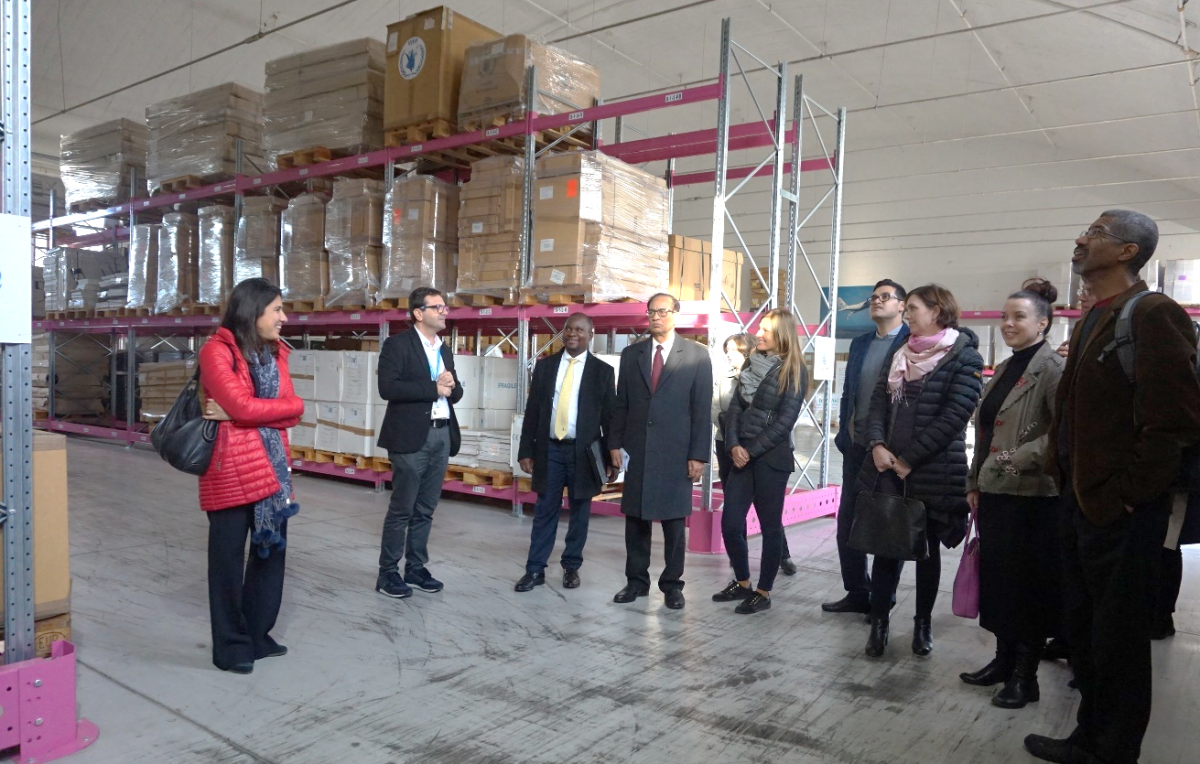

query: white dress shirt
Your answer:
[417,329,451,420]
[551,350,588,440]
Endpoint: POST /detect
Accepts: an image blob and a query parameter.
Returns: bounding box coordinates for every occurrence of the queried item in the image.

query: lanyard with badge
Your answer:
[427,342,444,390]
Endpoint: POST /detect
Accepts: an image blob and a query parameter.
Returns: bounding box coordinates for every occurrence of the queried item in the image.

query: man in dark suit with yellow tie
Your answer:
[514,313,618,592]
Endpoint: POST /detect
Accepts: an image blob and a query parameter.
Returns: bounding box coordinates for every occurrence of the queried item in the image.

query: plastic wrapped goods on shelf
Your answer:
[127,224,161,311]
[44,246,124,313]
[235,196,284,286]
[381,175,459,300]
[198,205,235,305]
[529,151,669,302]
[325,178,384,308]
[156,211,200,313]
[455,156,525,302]
[458,35,600,128]
[280,193,329,302]
[384,6,500,131]
[59,118,147,207]
[263,38,386,167]
[145,82,264,192]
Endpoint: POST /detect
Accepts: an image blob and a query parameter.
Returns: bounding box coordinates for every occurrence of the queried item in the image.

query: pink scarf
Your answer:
[887,328,959,402]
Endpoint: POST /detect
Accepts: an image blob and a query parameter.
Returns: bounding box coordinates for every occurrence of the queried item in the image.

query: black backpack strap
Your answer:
[1098,291,1154,387]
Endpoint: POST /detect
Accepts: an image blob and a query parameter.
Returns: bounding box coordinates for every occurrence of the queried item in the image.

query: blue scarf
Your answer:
[248,348,299,558]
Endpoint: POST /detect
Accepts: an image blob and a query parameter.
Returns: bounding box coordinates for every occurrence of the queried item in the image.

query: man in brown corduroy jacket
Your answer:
[1025,210,1200,764]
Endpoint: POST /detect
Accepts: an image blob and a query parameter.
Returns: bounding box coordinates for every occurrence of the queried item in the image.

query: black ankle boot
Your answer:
[865,616,889,657]
[912,616,932,657]
[993,641,1043,709]
[961,637,1014,686]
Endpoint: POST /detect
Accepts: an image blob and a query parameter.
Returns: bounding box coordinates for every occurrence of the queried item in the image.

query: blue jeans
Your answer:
[526,441,593,575]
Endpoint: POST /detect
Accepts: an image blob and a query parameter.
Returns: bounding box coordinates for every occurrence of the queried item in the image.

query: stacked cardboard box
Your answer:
[263,39,386,167]
[667,235,751,311]
[145,82,264,192]
[281,193,329,302]
[384,6,500,132]
[127,224,161,310]
[449,429,511,471]
[381,175,458,301]
[32,266,45,319]
[451,355,517,430]
[59,118,147,206]
[748,266,786,310]
[529,151,670,302]
[236,196,284,285]
[95,273,129,311]
[198,205,235,305]
[456,156,525,301]
[44,246,125,312]
[292,348,382,457]
[32,331,49,415]
[325,178,384,308]
[138,360,195,424]
[458,35,600,128]
[157,211,199,313]
[32,331,109,418]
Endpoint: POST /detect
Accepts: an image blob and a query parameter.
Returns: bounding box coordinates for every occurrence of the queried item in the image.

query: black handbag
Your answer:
[848,477,929,561]
[151,369,219,476]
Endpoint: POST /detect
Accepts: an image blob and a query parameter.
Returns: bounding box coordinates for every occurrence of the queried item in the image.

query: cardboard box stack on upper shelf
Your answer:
[457,34,600,130]
[198,205,235,306]
[127,223,161,311]
[236,196,284,285]
[668,235,751,312]
[748,267,786,310]
[380,174,459,302]
[384,6,500,134]
[59,118,147,208]
[263,38,387,167]
[280,193,330,304]
[157,210,200,314]
[529,150,670,302]
[456,156,525,302]
[145,82,265,193]
[95,273,130,312]
[44,246,125,313]
[325,178,385,309]
[138,359,196,425]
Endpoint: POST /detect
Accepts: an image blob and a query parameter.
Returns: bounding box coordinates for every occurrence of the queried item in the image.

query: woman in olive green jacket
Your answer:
[961,279,1065,710]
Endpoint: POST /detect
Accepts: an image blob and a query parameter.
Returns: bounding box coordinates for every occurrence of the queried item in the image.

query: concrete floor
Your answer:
[61,437,1199,764]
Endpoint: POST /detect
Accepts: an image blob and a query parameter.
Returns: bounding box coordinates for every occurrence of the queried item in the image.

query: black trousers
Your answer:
[869,525,941,619]
[625,516,687,593]
[1062,490,1169,764]
[721,457,790,591]
[835,443,871,601]
[977,492,1062,642]
[716,439,791,559]
[207,504,287,669]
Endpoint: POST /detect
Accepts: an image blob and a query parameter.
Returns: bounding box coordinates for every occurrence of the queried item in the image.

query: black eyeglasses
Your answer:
[867,294,897,304]
[646,308,676,318]
[417,303,449,314]
[1079,227,1134,244]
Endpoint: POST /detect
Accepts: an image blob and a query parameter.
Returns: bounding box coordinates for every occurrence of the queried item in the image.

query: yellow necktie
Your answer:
[554,358,578,440]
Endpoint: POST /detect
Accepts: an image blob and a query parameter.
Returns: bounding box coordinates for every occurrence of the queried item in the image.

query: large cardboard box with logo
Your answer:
[384,6,500,131]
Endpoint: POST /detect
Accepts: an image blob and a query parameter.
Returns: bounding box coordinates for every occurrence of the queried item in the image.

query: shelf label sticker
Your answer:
[82,427,90,433]
[666,92,684,103]
[174,317,183,324]
[141,318,149,324]
[345,468,356,475]
[141,201,151,207]
[486,127,500,137]
[299,168,309,176]
[479,308,493,316]
[553,305,569,314]
[178,193,187,200]
[299,315,309,321]
[472,486,486,494]
[350,313,361,320]
[292,459,302,467]
[252,178,262,185]
[569,110,585,121]
[411,144,423,153]
[358,156,369,165]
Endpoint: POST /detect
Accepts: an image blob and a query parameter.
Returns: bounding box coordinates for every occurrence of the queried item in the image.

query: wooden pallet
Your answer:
[184,303,224,316]
[445,466,513,488]
[68,197,124,213]
[323,303,369,313]
[45,311,68,320]
[97,307,136,317]
[384,119,455,147]
[134,306,155,317]
[282,298,325,313]
[276,146,333,168]
[152,175,206,195]
[289,446,316,462]
[521,291,641,306]
[454,293,517,307]
[0,612,71,659]
[63,309,94,319]
[375,297,409,310]
[460,115,594,149]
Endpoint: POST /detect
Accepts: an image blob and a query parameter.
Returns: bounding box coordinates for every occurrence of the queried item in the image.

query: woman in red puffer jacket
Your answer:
[199,278,303,674]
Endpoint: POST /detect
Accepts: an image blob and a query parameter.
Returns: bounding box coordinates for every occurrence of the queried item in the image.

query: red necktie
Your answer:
[651,344,664,393]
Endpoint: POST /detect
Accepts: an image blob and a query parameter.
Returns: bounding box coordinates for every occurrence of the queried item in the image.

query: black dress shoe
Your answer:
[865,616,889,657]
[562,569,580,589]
[912,616,933,657]
[263,643,287,659]
[220,661,254,674]
[515,572,546,592]
[1042,637,1071,662]
[821,595,871,614]
[735,592,771,614]
[614,584,649,603]
[713,580,753,602]
[780,557,798,576]
[961,637,1014,686]
[664,589,685,610]
[1023,734,1101,764]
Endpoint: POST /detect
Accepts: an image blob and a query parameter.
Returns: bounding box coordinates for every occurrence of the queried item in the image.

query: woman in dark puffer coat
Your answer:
[856,284,984,658]
[713,309,809,614]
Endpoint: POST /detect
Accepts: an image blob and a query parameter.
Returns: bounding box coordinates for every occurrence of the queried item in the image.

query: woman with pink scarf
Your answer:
[855,284,984,659]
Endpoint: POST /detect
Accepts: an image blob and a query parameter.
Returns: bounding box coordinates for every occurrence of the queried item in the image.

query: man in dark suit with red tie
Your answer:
[609,293,713,610]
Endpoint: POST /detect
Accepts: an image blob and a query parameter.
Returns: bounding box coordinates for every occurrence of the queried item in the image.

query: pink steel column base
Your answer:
[687,485,842,555]
[0,641,99,764]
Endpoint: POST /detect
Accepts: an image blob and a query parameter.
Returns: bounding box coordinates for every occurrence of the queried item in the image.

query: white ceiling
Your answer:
[29,0,1200,310]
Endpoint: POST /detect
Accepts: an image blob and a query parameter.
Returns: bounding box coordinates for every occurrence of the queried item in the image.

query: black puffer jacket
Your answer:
[726,356,808,472]
[856,328,984,539]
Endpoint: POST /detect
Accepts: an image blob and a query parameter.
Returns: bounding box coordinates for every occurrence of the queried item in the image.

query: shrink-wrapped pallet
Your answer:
[263,39,386,168]
[127,223,161,310]
[235,196,284,285]
[529,150,669,302]
[44,246,124,312]
[325,178,384,308]
[381,175,458,300]
[156,211,199,313]
[280,193,329,303]
[198,205,235,305]
[458,35,600,128]
[59,118,147,207]
[145,82,264,192]
[456,156,525,302]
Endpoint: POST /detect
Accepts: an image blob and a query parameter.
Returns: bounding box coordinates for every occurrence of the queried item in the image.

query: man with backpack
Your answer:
[1025,210,1200,764]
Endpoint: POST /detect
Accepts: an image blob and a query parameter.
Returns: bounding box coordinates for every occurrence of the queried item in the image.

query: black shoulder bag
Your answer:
[849,475,929,561]
[151,362,223,476]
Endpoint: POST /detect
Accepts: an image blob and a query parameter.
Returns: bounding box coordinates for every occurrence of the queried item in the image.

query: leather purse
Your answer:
[151,369,219,476]
[952,507,980,618]
[848,477,929,561]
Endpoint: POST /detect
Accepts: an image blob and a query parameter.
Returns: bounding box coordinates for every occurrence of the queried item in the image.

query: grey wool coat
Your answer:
[609,336,713,521]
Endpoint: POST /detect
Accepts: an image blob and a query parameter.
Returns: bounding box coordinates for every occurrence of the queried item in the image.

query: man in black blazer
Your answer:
[609,293,713,610]
[514,313,618,592]
[374,286,463,600]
